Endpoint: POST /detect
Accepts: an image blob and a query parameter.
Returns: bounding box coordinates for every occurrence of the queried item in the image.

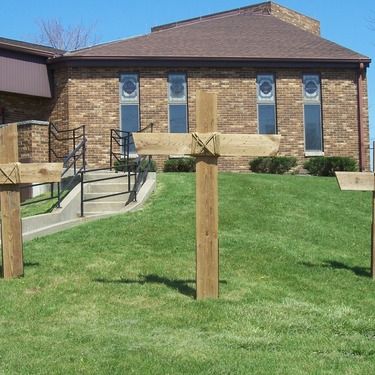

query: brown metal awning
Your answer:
[0,48,52,98]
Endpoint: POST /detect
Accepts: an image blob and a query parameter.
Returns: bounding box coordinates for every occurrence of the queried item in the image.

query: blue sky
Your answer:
[1,0,375,140]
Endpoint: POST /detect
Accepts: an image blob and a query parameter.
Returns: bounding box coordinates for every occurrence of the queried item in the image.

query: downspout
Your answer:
[357,62,366,171]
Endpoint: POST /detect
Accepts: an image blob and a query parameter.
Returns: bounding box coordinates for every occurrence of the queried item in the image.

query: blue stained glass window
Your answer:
[303,74,323,152]
[168,73,188,133]
[120,74,139,103]
[169,74,187,102]
[257,74,277,134]
[258,105,276,134]
[304,105,322,151]
[120,73,140,154]
[121,105,139,153]
[169,104,187,133]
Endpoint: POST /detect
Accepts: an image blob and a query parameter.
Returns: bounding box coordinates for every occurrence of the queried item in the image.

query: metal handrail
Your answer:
[80,166,136,217]
[21,122,86,210]
[109,123,153,170]
[80,125,153,216]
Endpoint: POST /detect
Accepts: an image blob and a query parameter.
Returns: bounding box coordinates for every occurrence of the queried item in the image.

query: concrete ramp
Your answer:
[20,172,156,241]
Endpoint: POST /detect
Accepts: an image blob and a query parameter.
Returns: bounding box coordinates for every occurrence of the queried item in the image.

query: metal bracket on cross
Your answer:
[133,91,281,299]
[191,132,220,156]
[0,162,20,184]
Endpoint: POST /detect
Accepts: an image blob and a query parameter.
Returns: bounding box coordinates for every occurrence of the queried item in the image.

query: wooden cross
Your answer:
[336,170,375,279]
[0,124,62,279]
[134,91,281,299]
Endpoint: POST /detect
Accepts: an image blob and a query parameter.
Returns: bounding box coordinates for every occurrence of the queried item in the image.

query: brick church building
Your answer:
[0,1,371,171]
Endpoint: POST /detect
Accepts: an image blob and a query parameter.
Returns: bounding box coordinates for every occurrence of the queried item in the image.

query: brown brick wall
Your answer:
[0,92,51,164]
[363,73,370,170]
[0,91,50,124]
[17,123,49,163]
[50,66,369,171]
[243,2,320,35]
[321,70,359,162]
[270,3,320,35]
[18,124,32,162]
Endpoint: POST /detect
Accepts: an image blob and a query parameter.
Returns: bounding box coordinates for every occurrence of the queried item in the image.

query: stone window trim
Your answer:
[304,151,325,157]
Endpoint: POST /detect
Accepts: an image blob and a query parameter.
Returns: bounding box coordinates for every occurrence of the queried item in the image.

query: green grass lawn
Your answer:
[21,192,59,218]
[1,173,375,374]
[21,189,70,218]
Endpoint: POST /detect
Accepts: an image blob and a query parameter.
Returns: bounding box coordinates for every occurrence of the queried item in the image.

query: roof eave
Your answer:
[0,41,63,58]
[49,55,371,68]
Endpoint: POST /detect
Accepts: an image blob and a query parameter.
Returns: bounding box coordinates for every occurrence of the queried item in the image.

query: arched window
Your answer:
[257,74,277,134]
[303,75,323,153]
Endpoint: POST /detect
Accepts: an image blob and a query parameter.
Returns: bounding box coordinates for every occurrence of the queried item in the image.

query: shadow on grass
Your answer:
[95,274,228,298]
[25,262,40,267]
[301,260,370,278]
[0,261,40,275]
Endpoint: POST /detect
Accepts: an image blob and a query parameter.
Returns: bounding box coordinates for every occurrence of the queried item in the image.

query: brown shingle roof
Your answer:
[0,37,64,57]
[62,8,369,64]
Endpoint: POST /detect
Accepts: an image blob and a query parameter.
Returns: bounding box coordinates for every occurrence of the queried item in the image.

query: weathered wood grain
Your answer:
[0,124,23,278]
[133,133,281,157]
[133,133,191,155]
[220,134,280,156]
[195,92,219,299]
[335,171,375,191]
[0,162,62,184]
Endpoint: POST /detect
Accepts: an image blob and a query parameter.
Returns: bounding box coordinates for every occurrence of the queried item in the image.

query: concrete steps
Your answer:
[84,182,129,193]
[84,192,128,201]
[82,171,133,216]
[83,171,135,182]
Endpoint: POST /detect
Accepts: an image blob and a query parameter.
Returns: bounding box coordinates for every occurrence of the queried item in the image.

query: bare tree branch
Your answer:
[35,19,99,51]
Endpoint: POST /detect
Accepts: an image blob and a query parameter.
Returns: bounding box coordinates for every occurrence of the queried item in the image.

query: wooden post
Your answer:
[195,92,219,299]
[0,124,62,279]
[372,141,375,279]
[336,169,375,279]
[0,124,23,278]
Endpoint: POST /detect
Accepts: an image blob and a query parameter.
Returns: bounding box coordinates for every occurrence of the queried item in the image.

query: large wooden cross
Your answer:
[134,91,281,299]
[336,170,375,279]
[0,124,62,279]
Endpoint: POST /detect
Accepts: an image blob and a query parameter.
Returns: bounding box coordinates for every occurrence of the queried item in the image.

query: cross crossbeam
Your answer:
[0,124,63,279]
[0,162,62,185]
[133,133,280,157]
[134,91,281,299]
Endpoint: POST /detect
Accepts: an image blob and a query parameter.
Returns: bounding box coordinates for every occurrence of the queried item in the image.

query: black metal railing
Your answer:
[21,122,86,210]
[109,122,153,170]
[80,124,153,217]
[49,122,86,173]
[79,166,135,217]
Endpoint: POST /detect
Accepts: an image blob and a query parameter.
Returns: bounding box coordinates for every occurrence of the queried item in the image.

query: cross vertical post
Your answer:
[336,163,375,279]
[0,124,23,278]
[0,124,63,279]
[195,92,219,299]
[372,141,375,278]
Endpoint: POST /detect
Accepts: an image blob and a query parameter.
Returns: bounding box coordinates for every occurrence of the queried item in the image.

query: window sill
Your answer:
[169,154,190,158]
[121,153,138,159]
[305,151,324,157]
